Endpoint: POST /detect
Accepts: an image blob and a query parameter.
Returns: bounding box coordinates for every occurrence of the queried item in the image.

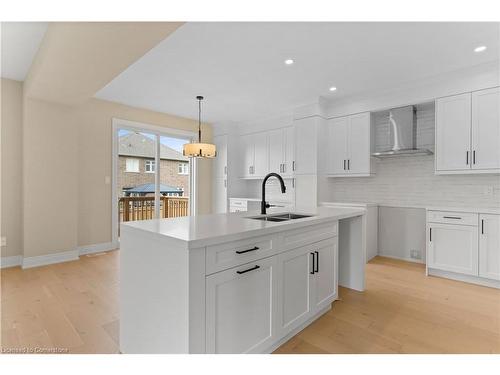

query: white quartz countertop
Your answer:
[121,206,365,247]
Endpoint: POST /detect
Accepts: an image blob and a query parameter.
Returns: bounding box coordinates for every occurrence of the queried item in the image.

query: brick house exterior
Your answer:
[117,133,190,197]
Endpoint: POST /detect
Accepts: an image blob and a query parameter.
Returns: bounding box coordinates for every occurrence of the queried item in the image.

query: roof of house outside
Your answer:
[119,132,188,162]
[124,183,183,194]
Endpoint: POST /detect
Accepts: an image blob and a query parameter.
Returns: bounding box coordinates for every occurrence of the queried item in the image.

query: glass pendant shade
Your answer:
[183,95,217,158]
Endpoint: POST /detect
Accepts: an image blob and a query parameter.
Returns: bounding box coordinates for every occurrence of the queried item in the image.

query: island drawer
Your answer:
[206,234,278,275]
[281,221,338,251]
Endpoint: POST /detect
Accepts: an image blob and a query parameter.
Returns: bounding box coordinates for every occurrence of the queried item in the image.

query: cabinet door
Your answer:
[294,117,318,174]
[212,177,227,214]
[283,126,295,177]
[311,238,338,311]
[472,87,500,170]
[268,129,284,174]
[427,223,478,276]
[276,245,315,336]
[253,132,269,177]
[205,257,277,353]
[327,117,349,174]
[213,135,227,178]
[348,112,371,175]
[241,134,255,177]
[479,214,500,280]
[436,93,472,171]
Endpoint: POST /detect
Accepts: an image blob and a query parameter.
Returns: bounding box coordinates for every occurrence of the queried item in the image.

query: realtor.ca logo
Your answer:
[2,347,69,354]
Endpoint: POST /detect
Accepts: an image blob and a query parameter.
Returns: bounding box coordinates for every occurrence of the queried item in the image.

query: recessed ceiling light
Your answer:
[329,86,337,92]
[284,59,294,65]
[474,45,487,53]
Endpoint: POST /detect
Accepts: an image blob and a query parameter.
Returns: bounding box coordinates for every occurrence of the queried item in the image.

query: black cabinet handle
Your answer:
[347,159,350,170]
[466,151,469,165]
[236,246,259,254]
[314,251,319,273]
[310,252,315,274]
[482,219,484,235]
[237,265,260,274]
[443,216,462,220]
[473,150,476,165]
[343,160,346,170]
[430,228,432,242]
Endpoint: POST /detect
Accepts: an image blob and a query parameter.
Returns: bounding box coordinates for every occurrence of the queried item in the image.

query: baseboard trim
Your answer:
[377,253,425,264]
[78,241,119,256]
[428,268,500,289]
[0,255,22,269]
[22,250,79,269]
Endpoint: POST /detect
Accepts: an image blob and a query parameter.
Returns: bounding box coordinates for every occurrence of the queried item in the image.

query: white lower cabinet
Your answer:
[426,210,500,288]
[427,222,478,276]
[276,244,315,336]
[206,229,338,353]
[479,214,500,280]
[205,256,277,354]
[312,239,338,309]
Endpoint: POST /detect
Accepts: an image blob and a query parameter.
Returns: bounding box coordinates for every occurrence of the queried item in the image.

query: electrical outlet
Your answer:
[410,249,421,259]
[1,237,6,247]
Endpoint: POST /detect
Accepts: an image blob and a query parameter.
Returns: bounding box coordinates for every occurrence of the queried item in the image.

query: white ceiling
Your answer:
[1,22,48,81]
[97,22,497,124]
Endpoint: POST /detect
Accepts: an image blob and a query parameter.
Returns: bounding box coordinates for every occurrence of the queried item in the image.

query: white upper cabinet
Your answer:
[347,112,371,175]
[240,133,268,178]
[436,87,500,174]
[213,135,228,178]
[436,93,472,171]
[327,117,349,174]
[268,129,284,174]
[326,112,371,176]
[268,127,295,177]
[471,87,500,170]
[239,126,295,178]
[479,214,500,281]
[283,126,295,177]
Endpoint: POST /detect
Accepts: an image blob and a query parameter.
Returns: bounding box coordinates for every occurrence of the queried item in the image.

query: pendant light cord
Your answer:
[198,97,202,143]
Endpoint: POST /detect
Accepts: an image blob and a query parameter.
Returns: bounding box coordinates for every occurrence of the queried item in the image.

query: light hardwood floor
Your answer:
[1,252,499,354]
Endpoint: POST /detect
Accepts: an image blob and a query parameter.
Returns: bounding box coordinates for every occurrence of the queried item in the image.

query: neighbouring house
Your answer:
[118,132,190,197]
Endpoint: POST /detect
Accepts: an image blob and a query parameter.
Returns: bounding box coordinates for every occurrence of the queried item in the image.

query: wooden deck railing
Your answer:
[119,196,189,223]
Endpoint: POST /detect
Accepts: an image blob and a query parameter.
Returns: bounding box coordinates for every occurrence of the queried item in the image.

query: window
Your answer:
[125,158,139,172]
[145,159,155,173]
[178,163,189,175]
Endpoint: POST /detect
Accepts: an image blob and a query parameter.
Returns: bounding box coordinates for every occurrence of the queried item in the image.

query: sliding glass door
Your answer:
[113,120,195,241]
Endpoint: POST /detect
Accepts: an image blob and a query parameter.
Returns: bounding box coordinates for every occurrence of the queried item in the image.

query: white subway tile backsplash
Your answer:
[326,155,500,209]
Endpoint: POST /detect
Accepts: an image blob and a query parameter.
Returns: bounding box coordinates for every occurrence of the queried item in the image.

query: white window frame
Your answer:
[145,159,156,173]
[112,118,197,246]
[178,162,189,175]
[125,158,140,173]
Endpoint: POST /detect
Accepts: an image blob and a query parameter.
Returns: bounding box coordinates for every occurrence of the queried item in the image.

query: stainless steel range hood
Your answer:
[371,105,433,158]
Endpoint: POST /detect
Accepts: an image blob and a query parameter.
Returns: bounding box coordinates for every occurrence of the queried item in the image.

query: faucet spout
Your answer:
[261,173,286,215]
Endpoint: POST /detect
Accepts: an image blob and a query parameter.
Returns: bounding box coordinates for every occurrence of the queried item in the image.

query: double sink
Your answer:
[247,212,314,222]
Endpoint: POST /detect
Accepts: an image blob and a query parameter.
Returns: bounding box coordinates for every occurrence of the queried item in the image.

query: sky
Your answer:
[118,129,190,153]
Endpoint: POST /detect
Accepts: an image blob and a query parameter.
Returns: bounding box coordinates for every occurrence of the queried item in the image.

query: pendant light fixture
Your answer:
[183,95,217,158]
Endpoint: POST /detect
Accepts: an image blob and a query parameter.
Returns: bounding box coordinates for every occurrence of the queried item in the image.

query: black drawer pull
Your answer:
[237,265,260,274]
[310,253,315,274]
[235,246,259,254]
[443,216,462,220]
[315,251,319,273]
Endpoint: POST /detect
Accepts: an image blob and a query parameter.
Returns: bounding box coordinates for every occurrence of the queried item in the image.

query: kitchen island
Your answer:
[120,206,366,353]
